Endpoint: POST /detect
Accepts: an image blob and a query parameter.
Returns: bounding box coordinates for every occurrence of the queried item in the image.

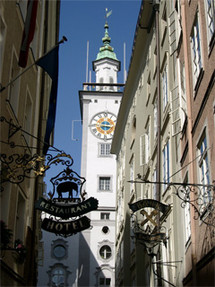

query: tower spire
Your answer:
[95,8,118,61]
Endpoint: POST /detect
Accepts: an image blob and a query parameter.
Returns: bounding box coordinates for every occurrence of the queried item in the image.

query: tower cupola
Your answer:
[96,21,118,61]
[93,11,121,91]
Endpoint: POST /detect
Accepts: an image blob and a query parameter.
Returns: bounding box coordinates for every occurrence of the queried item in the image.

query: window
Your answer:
[153,99,158,139]
[191,13,203,89]
[197,131,212,210]
[0,16,6,79]
[162,63,168,110]
[31,23,38,58]
[102,226,109,234]
[147,74,151,103]
[131,116,136,144]
[48,263,70,287]
[152,168,157,200]
[183,174,191,244]
[99,177,111,191]
[101,213,110,220]
[51,267,65,287]
[109,76,114,90]
[130,156,134,194]
[161,5,167,45]
[162,140,170,191]
[51,239,68,260]
[15,190,26,242]
[17,0,28,20]
[146,119,151,162]
[140,135,146,165]
[99,77,104,90]
[168,5,182,55]
[23,91,33,145]
[140,120,150,165]
[99,143,111,156]
[205,0,215,48]
[153,46,157,77]
[9,54,21,116]
[99,277,111,286]
[171,60,187,136]
[0,183,12,223]
[53,245,66,259]
[99,245,112,260]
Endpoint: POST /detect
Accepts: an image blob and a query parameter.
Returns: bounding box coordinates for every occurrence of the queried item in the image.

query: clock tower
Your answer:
[78,16,122,287]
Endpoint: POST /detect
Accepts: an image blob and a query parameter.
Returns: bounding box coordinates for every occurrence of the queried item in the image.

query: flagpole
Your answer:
[0,36,67,93]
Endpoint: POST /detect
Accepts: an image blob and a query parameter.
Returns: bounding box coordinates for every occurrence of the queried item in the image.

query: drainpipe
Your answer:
[154,1,162,286]
[154,1,161,205]
[181,1,197,285]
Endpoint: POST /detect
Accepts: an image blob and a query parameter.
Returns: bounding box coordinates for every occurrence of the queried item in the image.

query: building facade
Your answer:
[179,0,215,285]
[77,19,123,287]
[0,0,60,285]
[111,0,214,286]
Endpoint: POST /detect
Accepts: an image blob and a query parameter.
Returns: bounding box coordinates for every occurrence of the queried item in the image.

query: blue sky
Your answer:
[52,0,141,174]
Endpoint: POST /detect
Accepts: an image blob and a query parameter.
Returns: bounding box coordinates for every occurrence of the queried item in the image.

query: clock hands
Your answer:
[89,112,116,140]
[89,122,114,128]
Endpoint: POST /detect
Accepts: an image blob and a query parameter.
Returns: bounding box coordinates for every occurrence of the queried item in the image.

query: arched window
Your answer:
[109,76,114,90]
[51,267,65,287]
[99,245,112,259]
[99,77,104,90]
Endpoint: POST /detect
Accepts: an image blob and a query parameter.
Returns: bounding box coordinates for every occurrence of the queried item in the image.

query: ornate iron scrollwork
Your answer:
[129,178,215,227]
[0,153,45,189]
[48,165,86,202]
[0,115,72,190]
[0,152,74,191]
[34,152,98,238]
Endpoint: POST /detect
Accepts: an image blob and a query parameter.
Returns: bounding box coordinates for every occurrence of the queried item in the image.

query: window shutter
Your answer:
[170,86,181,136]
[140,135,146,165]
[168,10,182,55]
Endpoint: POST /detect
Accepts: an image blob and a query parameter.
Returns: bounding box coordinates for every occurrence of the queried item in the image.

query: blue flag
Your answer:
[36,45,59,155]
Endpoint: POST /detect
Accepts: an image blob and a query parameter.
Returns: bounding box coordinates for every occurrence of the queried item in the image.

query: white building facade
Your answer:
[78,20,123,287]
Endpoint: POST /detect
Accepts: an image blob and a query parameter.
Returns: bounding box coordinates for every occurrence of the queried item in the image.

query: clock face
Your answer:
[89,111,117,141]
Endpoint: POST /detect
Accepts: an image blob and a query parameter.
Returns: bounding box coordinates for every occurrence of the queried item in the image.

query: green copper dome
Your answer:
[96,22,118,61]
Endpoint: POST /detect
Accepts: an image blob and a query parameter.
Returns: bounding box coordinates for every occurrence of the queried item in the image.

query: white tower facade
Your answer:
[78,20,122,287]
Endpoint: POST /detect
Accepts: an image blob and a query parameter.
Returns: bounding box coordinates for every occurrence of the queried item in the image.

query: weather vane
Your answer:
[105,8,112,21]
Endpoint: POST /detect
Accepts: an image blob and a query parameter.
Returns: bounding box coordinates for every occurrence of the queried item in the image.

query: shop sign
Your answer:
[35,197,98,219]
[41,216,91,235]
[134,231,167,243]
[129,199,171,224]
